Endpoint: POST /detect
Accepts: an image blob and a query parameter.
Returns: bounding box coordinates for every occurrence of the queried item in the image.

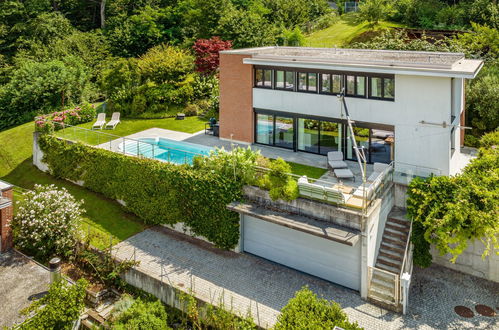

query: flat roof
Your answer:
[221,46,483,78]
[228,202,360,246]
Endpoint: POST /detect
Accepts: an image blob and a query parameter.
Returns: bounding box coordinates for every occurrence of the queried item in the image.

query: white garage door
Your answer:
[243,215,361,291]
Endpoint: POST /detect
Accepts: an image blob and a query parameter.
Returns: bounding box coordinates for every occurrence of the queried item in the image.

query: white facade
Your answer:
[253,74,462,176]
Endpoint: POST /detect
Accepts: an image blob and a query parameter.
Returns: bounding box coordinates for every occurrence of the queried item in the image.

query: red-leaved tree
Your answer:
[192,37,232,75]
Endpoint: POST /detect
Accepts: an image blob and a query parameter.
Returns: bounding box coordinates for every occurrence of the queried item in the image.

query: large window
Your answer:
[369,76,395,100]
[346,75,366,97]
[346,127,394,164]
[275,70,294,90]
[298,119,319,153]
[298,72,318,92]
[255,68,272,88]
[256,114,274,144]
[320,74,342,94]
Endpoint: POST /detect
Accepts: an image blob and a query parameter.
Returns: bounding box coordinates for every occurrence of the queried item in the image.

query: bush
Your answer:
[275,287,362,330]
[35,103,97,133]
[111,296,170,330]
[184,103,200,116]
[258,158,299,201]
[12,184,84,261]
[19,279,88,330]
[39,136,243,249]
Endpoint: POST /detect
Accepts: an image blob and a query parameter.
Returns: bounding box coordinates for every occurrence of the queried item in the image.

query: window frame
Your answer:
[346,75,367,98]
[368,76,395,101]
[297,71,319,94]
[254,68,273,89]
[274,70,295,91]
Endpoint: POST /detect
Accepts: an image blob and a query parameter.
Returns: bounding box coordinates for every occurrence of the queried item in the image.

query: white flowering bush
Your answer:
[12,184,84,260]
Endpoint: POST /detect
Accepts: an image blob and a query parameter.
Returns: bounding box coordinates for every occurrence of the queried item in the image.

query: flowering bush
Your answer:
[12,184,84,260]
[35,103,96,133]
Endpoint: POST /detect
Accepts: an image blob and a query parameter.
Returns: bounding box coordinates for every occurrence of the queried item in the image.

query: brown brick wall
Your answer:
[219,53,254,143]
[1,187,13,252]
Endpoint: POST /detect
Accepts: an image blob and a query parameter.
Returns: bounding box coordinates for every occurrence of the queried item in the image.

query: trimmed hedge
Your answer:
[39,135,242,249]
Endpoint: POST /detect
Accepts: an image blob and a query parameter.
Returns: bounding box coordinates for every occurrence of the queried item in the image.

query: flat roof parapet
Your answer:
[221,46,483,78]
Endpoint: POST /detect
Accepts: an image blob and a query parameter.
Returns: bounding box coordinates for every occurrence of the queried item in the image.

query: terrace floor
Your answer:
[96,128,374,188]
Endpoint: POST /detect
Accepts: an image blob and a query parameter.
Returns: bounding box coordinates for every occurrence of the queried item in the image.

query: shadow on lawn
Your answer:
[1,158,147,244]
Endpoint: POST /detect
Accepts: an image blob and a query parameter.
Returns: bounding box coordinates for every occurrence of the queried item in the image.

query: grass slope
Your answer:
[305,15,404,47]
[0,117,206,248]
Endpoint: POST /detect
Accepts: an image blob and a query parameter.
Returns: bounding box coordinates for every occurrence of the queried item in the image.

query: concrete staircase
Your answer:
[368,208,411,311]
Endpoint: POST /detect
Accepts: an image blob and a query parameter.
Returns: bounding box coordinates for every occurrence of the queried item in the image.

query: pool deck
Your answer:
[96,128,374,189]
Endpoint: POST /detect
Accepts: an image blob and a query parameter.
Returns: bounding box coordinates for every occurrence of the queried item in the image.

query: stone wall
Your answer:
[0,181,14,253]
[431,241,499,282]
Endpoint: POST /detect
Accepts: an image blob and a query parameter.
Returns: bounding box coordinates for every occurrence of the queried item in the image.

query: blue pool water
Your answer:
[122,137,213,165]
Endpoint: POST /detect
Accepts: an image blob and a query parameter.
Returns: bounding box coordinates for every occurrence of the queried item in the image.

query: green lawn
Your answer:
[288,161,327,179]
[305,14,404,47]
[0,116,206,248]
[55,116,207,146]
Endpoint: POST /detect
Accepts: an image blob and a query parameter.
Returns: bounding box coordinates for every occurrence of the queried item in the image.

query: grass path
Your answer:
[304,14,404,47]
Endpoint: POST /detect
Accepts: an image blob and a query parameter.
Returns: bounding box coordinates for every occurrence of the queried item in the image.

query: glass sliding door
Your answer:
[298,119,319,153]
[256,114,274,145]
[346,126,370,162]
[371,129,394,164]
[275,116,294,149]
[319,121,341,155]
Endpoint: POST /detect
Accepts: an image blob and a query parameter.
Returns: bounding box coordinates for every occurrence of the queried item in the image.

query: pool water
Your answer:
[121,137,213,165]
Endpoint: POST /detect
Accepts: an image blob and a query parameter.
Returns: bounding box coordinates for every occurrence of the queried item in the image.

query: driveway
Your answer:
[114,227,498,329]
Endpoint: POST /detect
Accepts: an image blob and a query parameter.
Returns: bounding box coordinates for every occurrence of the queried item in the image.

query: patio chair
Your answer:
[105,112,121,129]
[205,118,217,135]
[92,113,106,130]
[327,151,348,170]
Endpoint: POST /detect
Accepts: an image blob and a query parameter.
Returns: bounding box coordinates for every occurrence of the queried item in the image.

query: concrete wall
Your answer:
[219,53,254,143]
[253,74,453,175]
[431,241,499,282]
[243,185,364,231]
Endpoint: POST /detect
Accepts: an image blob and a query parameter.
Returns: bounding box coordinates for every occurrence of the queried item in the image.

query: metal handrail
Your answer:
[399,221,413,302]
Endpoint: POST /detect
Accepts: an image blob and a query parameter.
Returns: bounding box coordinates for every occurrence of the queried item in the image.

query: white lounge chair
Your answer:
[92,113,106,129]
[105,112,121,129]
[327,151,348,169]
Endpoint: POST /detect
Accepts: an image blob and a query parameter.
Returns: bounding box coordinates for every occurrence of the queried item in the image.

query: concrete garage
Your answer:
[238,209,362,291]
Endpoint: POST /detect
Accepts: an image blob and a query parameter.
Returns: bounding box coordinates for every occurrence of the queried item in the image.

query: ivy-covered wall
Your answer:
[38,135,242,249]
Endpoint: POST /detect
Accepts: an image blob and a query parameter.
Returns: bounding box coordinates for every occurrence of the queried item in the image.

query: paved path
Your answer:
[0,250,50,328]
[114,227,498,329]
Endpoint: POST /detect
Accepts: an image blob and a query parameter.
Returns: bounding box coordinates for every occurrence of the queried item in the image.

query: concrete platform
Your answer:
[114,227,498,329]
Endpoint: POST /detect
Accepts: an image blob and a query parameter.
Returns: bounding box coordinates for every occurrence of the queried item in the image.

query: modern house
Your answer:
[219,47,483,176]
[218,47,483,312]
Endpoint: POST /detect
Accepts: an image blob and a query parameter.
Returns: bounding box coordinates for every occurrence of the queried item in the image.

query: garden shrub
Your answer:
[111,296,171,330]
[35,103,96,133]
[12,184,84,261]
[274,287,362,330]
[258,158,299,201]
[407,131,499,266]
[184,103,201,116]
[19,279,88,330]
[39,136,243,249]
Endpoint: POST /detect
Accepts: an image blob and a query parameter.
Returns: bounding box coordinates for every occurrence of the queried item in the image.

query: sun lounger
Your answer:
[92,113,106,129]
[105,112,121,129]
[327,151,348,169]
[334,168,355,181]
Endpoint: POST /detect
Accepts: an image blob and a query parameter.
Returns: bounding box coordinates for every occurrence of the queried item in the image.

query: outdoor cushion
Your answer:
[373,162,390,173]
[327,151,344,161]
[328,160,348,169]
[353,185,375,200]
[334,168,355,180]
[367,172,380,182]
[324,187,345,204]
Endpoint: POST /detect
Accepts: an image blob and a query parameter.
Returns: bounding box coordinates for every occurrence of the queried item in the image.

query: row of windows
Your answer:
[255,68,395,100]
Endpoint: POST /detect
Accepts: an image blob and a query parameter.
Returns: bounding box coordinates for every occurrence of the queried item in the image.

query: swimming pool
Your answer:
[119,137,213,165]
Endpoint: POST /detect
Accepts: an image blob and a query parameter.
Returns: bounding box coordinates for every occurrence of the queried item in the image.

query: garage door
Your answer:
[243,215,361,291]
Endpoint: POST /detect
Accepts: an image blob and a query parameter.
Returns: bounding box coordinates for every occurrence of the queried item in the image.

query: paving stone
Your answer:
[114,228,498,329]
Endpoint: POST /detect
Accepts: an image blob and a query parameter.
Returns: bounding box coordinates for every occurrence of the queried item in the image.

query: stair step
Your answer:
[371,277,395,292]
[372,271,396,284]
[388,217,410,227]
[379,249,403,262]
[369,286,396,304]
[384,228,408,241]
[385,223,408,239]
[385,221,409,234]
[376,261,400,274]
[380,242,405,255]
[382,237,406,248]
[378,255,402,268]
